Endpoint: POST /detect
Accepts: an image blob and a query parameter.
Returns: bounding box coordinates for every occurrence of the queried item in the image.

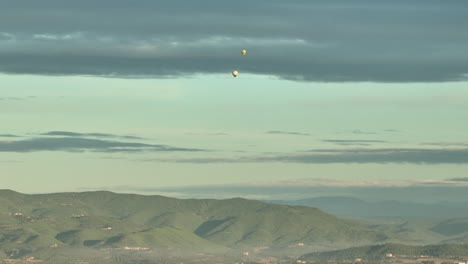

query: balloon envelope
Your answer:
[241,49,247,55]
[232,70,239,77]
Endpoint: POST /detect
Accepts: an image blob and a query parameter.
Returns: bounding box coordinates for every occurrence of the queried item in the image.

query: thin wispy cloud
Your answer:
[352,130,378,135]
[0,96,36,101]
[33,32,83,41]
[0,0,467,82]
[447,177,468,182]
[0,97,23,101]
[0,134,21,138]
[0,32,15,41]
[245,178,459,187]
[422,141,468,147]
[267,131,310,136]
[140,147,468,164]
[0,137,203,153]
[322,139,387,146]
[40,131,145,140]
[185,132,229,136]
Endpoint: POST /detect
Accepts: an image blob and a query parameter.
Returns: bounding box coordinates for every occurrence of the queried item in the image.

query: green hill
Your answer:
[299,243,468,261]
[0,189,390,259]
[359,218,447,244]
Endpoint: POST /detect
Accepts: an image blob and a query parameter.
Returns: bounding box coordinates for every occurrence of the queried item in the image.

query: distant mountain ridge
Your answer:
[270,196,468,218]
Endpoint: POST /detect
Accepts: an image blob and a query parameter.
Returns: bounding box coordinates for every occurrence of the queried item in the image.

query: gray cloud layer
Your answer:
[0,137,203,153]
[423,142,468,147]
[322,139,387,146]
[1,0,467,82]
[266,131,310,136]
[352,130,378,135]
[144,148,468,164]
[0,97,23,101]
[0,96,36,101]
[40,131,144,140]
[0,134,21,137]
[448,177,468,182]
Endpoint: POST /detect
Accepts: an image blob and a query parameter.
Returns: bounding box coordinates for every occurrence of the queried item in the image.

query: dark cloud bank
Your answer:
[1,0,467,82]
[448,177,468,182]
[0,137,202,153]
[40,131,144,140]
[322,139,387,146]
[147,148,468,164]
[3,131,467,164]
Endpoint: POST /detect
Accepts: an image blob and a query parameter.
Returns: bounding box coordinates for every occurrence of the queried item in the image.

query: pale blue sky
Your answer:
[1,73,468,196]
[1,0,467,199]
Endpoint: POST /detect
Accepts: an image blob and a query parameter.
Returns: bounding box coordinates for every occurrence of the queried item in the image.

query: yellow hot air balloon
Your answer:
[241,49,247,55]
[232,70,239,77]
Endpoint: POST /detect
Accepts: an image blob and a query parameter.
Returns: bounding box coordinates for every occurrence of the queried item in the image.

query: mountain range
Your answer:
[2,190,468,262]
[270,196,468,218]
[0,190,387,260]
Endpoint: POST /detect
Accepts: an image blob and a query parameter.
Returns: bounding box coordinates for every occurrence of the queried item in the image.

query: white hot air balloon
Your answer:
[232,70,239,77]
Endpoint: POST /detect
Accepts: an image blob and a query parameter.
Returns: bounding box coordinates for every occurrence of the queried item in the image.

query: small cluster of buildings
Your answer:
[123,246,150,251]
[71,214,86,218]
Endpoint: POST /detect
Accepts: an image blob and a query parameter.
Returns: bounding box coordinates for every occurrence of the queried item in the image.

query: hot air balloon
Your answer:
[232,70,239,77]
[241,49,247,55]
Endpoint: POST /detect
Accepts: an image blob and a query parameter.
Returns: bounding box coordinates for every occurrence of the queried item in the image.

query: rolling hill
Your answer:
[0,190,390,259]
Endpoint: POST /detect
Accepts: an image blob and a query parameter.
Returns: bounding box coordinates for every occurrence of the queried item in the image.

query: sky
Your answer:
[1,0,468,201]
